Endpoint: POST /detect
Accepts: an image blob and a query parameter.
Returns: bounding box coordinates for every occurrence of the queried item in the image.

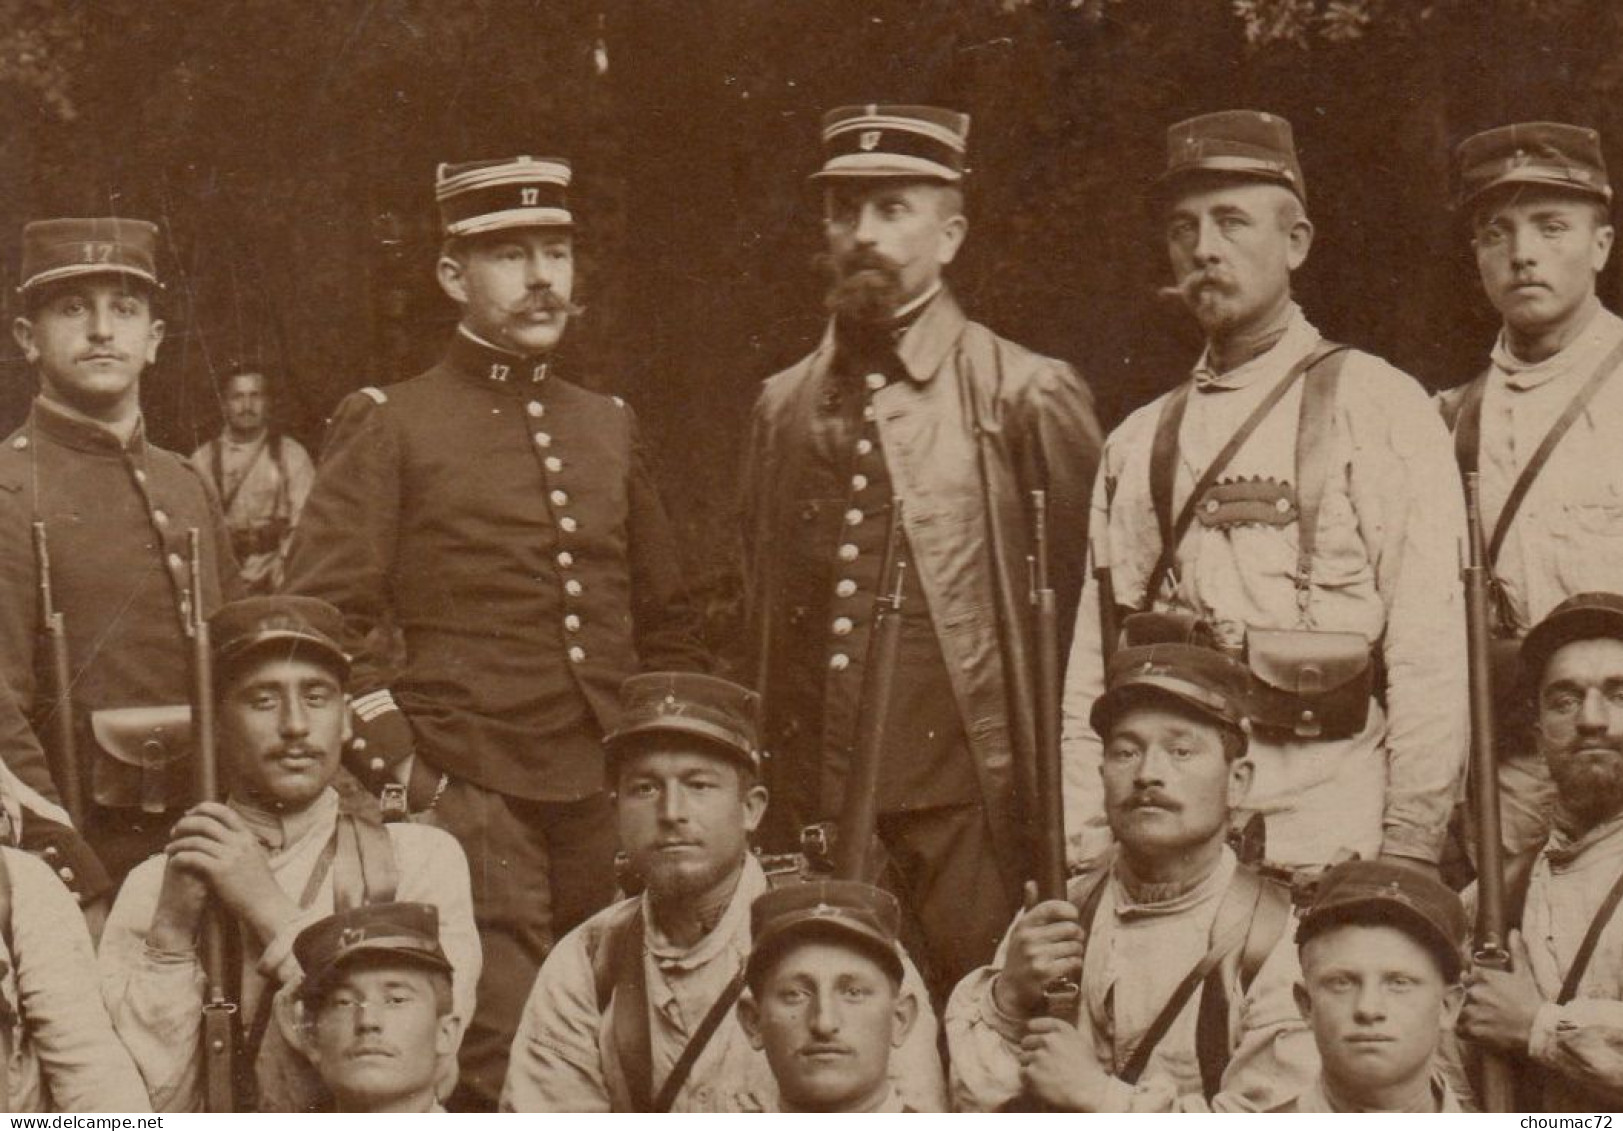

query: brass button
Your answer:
[551,490,569,507]
[835,579,857,598]
[832,617,853,636]
[856,438,873,456]
[557,551,574,568]
[533,432,552,448]
[865,372,886,392]
[565,579,583,597]
[560,516,578,533]
[851,474,868,492]
[545,456,563,472]
[564,614,581,632]
[845,508,863,526]
[527,402,545,417]
[837,543,859,563]
[568,646,586,664]
[167,552,184,571]
[829,652,850,672]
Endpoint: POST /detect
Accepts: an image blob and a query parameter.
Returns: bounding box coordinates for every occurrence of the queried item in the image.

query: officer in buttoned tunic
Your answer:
[741,105,1103,1009]
[1438,124,1623,896]
[1061,111,1468,873]
[283,156,709,1109]
[0,217,234,911]
[733,880,922,1112]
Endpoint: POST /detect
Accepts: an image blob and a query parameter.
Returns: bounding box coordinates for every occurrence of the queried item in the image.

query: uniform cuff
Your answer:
[1379,827,1443,866]
[979,974,1031,1045]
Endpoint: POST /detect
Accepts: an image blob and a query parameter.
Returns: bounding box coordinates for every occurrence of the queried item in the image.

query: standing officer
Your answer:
[1455,592,1623,1111]
[193,365,315,594]
[1289,860,1467,1112]
[0,217,234,906]
[1440,123,1623,892]
[741,104,1103,1006]
[284,156,709,1108]
[1062,111,1468,873]
[501,672,945,1112]
[949,620,1315,1112]
[291,903,463,1113]
[733,880,921,1113]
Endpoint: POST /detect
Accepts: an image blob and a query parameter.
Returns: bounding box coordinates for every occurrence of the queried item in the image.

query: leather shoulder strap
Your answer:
[1292,348,1350,596]
[347,813,399,904]
[1445,373,1489,476]
[650,969,748,1112]
[1141,344,1346,611]
[1149,382,1192,560]
[1557,863,1623,1005]
[1119,864,1270,1087]
[1488,334,1623,568]
[609,909,655,1111]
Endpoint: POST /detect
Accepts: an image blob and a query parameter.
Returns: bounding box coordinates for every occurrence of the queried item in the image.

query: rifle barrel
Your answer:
[1463,473,1514,1113]
[32,523,83,827]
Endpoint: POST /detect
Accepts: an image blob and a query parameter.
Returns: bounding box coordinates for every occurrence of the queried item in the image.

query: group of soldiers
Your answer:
[1,99,1622,1114]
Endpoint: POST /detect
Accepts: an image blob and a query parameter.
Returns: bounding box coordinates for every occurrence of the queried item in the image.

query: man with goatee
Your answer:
[739,104,1102,1006]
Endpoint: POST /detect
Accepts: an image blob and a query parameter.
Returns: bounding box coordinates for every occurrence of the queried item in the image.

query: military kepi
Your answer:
[294,902,454,1003]
[603,671,762,772]
[1455,121,1611,210]
[436,156,573,238]
[1519,590,1623,695]
[1297,859,1467,981]
[748,880,905,986]
[19,217,161,295]
[812,104,970,183]
[1160,110,1306,203]
[1091,613,1251,739]
[210,594,350,683]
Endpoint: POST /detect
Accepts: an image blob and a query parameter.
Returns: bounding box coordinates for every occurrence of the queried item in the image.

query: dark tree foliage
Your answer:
[3,0,1623,663]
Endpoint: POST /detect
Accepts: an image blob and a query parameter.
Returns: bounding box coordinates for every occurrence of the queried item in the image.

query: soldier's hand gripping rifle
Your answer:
[832,501,907,882]
[188,529,239,1113]
[32,522,83,828]
[1029,490,1080,1023]
[1462,473,1514,1113]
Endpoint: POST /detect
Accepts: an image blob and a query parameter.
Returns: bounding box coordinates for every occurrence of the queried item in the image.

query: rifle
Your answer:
[188,529,238,1113]
[1094,475,1121,669]
[1029,490,1079,1023]
[1462,473,1514,1113]
[31,523,83,828]
[832,501,906,882]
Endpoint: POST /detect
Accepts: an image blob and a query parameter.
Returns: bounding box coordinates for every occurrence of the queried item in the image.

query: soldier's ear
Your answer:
[737,992,764,1050]
[144,318,166,365]
[1439,981,1464,1028]
[437,255,471,306]
[936,212,968,268]
[12,316,38,364]
[1285,214,1314,272]
[1591,223,1614,274]
[741,780,769,835]
[435,1012,463,1059]
[890,989,919,1048]
[1226,757,1254,811]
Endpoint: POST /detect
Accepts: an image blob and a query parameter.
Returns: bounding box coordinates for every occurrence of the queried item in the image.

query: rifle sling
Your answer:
[1557,862,1623,1005]
[1142,344,1348,611]
[609,909,745,1112]
[1454,334,1623,571]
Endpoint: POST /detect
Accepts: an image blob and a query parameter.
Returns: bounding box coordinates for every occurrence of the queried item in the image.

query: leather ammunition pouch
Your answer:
[89,705,192,814]
[230,519,289,560]
[1245,628,1374,742]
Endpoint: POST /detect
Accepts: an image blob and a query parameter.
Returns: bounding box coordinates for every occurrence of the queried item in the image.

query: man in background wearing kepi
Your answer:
[285,155,709,1107]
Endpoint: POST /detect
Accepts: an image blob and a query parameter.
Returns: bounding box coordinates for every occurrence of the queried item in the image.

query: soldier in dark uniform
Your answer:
[740,104,1102,1008]
[736,880,921,1113]
[0,217,234,912]
[284,156,709,1108]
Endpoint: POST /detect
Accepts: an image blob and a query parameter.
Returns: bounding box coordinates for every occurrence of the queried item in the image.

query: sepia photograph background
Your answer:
[2,0,1618,664]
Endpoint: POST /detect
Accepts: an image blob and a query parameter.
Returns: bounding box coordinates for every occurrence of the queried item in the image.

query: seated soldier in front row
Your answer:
[291,902,463,1113]
[501,672,945,1112]
[947,619,1317,1110]
[1288,859,1468,1112]
[98,595,480,1111]
[735,880,920,1112]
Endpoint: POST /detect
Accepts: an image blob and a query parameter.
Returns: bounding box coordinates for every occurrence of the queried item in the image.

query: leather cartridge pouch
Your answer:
[90,705,193,813]
[1245,629,1373,742]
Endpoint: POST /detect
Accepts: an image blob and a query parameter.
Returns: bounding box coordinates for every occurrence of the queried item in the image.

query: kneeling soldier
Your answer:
[98,595,481,1111]
[1289,859,1466,1112]
[948,620,1316,1110]
[501,672,945,1111]
[735,880,920,1112]
[292,902,462,1113]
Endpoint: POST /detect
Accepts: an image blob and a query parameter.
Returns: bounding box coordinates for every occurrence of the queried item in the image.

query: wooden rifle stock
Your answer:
[1029,491,1079,1023]
[31,522,83,828]
[1462,474,1514,1113]
[833,502,906,882]
[188,529,238,1113]
[1094,474,1120,668]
